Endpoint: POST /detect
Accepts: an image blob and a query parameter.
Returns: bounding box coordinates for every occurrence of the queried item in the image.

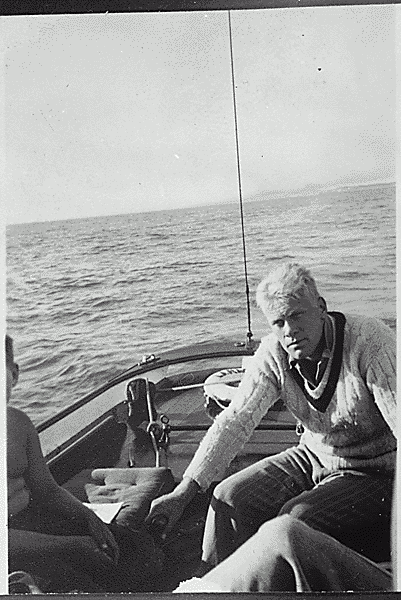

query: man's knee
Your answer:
[256,514,303,542]
[212,476,241,506]
[279,496,313,522]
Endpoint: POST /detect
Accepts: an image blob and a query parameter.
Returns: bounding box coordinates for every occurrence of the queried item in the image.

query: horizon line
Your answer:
[6,179,396,228]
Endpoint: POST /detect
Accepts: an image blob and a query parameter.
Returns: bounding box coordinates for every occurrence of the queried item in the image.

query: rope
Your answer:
[228,11,253,347]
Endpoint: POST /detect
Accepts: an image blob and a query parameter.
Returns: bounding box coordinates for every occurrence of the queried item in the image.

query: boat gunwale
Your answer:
[37,339,259,434]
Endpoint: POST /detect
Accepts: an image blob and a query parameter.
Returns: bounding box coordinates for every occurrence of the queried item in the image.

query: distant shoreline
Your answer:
[6,180,395,229]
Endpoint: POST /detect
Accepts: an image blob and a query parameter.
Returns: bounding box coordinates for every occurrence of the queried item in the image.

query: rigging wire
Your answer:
[228,10,254,347]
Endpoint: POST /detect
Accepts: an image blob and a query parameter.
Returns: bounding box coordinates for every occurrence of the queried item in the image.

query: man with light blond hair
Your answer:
[147,262,396,574]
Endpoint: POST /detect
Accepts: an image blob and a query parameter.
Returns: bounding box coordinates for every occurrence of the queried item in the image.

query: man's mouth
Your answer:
[288,339,306,348]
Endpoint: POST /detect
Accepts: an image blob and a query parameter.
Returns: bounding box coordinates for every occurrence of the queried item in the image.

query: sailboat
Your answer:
[7,0,395,596]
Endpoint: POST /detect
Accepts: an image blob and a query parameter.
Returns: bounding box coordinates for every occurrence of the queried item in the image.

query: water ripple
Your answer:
[6,182,396,424]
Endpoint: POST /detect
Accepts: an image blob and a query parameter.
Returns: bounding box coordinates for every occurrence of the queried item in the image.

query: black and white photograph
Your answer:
[3,1,397,596]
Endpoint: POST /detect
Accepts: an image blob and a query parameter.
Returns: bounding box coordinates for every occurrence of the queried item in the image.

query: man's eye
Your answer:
[274,320,284,328]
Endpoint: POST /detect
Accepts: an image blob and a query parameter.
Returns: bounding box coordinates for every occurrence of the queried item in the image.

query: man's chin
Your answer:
[288,347,307,360]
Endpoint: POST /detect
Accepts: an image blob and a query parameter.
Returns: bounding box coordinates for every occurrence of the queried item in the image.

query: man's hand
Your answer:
[75,535,118,569]
[145,477,200,538]
[86,513,120,565]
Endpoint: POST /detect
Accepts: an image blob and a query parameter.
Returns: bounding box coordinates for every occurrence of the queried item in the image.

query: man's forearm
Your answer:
[175,477,201,500]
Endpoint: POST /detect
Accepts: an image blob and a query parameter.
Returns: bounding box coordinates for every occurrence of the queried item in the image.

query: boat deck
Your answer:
[156,385,298,480]
[50,350,391,593]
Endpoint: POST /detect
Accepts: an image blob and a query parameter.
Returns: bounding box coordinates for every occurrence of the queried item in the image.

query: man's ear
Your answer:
[318,297,327,318]
[12,363,19,387]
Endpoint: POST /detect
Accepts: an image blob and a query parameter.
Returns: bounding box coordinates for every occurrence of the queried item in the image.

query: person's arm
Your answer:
[364,320,397,437]
[182,346,280,491]
[20,410,119,564]
[146,344,280,533]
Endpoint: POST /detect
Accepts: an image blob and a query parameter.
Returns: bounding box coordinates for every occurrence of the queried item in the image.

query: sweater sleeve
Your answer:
[364,319,397,438]
[183,340,281,490]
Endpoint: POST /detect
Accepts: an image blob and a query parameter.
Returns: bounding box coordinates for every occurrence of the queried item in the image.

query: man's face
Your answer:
[265,295,326,360]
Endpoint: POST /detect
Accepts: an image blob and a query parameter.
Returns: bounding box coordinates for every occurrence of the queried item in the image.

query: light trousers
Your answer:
[199,515,393,592]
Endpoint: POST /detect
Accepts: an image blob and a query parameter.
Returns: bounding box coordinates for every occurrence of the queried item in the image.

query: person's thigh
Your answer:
[213,444,319,533]
[199,515,392,592]
[279,469,394,560]
[9,502,88,536]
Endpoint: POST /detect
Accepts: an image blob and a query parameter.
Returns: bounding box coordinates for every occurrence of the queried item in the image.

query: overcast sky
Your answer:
[3,5,396,225]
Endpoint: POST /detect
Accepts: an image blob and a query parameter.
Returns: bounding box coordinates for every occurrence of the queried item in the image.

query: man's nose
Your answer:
[283,318,299,337]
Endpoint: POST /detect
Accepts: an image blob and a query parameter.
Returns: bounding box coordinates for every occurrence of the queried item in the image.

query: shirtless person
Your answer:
[6,334,121,592]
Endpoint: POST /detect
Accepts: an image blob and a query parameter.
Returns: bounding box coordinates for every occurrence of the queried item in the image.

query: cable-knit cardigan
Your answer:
[183,313,397,491]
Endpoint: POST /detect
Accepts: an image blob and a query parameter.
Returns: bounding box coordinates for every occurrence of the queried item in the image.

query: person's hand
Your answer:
[86,513,120,565]
[145,492,187,538]
[75,535,117,569]
[145,478,200,538]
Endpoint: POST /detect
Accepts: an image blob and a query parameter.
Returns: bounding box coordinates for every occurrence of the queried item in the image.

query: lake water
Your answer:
[6,182,396,425]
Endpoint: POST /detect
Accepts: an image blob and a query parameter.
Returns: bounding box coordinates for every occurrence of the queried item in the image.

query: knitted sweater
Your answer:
[183,313,397,491]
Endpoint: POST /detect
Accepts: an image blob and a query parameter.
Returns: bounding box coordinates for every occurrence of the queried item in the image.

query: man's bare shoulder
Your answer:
[7,405,35,433]
[7,406,33,481]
